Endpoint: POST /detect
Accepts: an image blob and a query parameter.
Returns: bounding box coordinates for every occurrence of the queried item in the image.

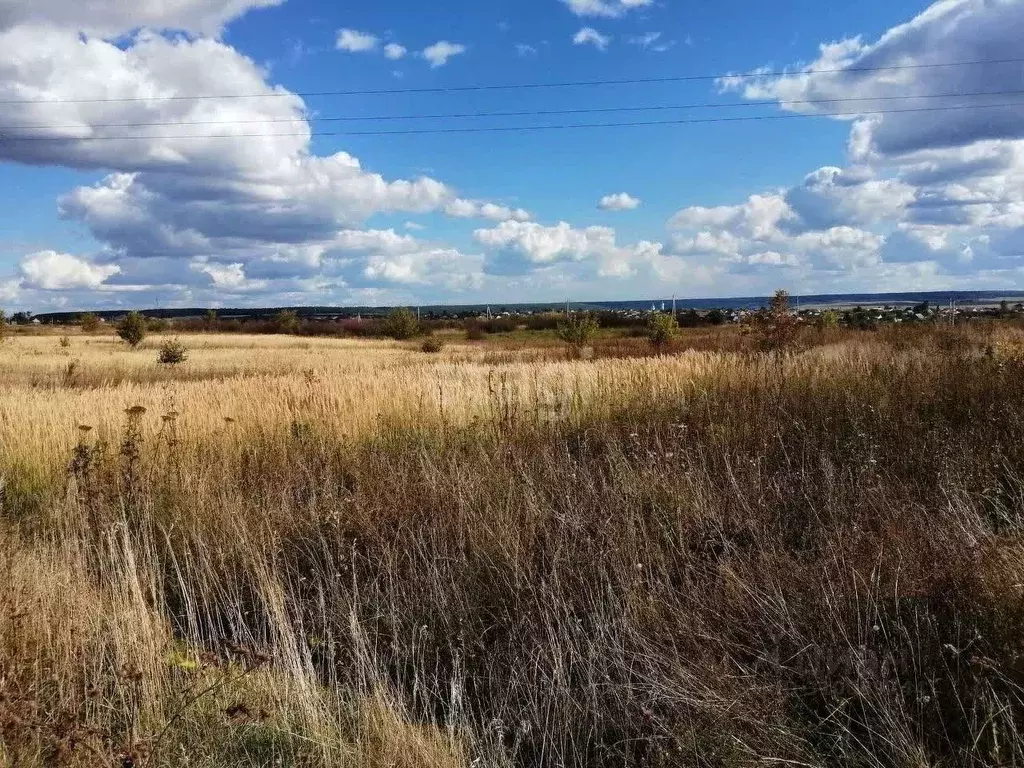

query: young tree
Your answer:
[647,312,679,351]
[382,308,421,340]
[755,290,800,351]
[205,309,219,330]
[157,338,188,365]
[116,311,147,348]
[274,310,300,334]
[0,310,7,343]
[817,309,840,330]
[706,308,726,326]
[79,313,101,333]
[556,312,599,354]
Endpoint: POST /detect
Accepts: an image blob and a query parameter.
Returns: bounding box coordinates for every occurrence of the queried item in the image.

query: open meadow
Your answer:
[4,321,1024,767]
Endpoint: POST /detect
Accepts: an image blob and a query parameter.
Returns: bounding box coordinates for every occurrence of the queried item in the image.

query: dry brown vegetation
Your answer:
[3,323,1024,766]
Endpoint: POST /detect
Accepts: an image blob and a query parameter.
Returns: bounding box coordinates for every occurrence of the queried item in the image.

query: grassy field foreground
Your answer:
[3,326,1024,767]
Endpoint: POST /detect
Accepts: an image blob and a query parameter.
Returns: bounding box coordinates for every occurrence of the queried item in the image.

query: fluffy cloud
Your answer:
[0,0,283,36]
[444,199,531,221]
[573,27,610,50]
[719,0,1024,162]
[598,193,641,211]
[336,29,379,53]
[191,260,266,291]
[784,167,916,231]
[474,220,674,279]
[560,0,652,19]
[421,41,466,68]
[0,5,528,308]
[383,43,407,60]
[699,0,1024,289]
[670,194,795,240]
[361,248,483,288]
[0,17,532,304]
[19,250,120,290]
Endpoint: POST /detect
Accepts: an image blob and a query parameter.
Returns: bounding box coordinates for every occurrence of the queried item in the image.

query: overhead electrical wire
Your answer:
[2,101,1023,142]
[2,88,1023,133]
[1,56,1022,106]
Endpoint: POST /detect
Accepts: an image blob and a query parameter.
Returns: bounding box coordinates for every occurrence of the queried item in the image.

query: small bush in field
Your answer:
[421,337,445,353]
[556,312,599,352]
[465,323,486,341]
[275,310,300,334]
[382,308,421,340]
[116,311,147,347]
[647,312,678,350]
[78,312,101,332]
[58,335,71,349]
[158,338,188,365]
[817,309,840,330]
[754,289,801,351]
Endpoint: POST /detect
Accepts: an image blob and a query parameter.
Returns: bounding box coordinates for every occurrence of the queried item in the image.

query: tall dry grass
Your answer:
[3,323,1024,766]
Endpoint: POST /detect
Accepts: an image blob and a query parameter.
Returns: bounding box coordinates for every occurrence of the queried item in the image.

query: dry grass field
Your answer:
[3,323,1024,767]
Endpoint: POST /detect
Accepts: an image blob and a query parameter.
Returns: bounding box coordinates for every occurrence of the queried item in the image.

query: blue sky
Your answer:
[0,0,1022,310]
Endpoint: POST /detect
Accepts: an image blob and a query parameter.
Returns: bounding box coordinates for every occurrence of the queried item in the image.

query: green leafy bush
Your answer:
[116,311,147,348]
[646,312,678,349]
[556,312,599,351]
[78,313,101,333]
[382,308,421,340]
[158,338,188,365]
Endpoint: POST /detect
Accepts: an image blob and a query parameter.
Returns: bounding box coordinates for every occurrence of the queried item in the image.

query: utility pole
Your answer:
[565,297,570,317]
[672,294,676,316]
[417,306,421,321]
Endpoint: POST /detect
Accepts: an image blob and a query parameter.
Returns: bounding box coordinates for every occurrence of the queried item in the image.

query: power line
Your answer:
[2,101,1022,142]
[2,57,1023,106]
[4,88,1024,132]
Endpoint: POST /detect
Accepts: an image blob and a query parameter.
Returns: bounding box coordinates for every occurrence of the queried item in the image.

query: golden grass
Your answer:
[4,323,1024,767]
[0,329,972,479]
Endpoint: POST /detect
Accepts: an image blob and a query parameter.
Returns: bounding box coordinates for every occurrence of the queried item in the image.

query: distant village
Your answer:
[16,297,1024,331]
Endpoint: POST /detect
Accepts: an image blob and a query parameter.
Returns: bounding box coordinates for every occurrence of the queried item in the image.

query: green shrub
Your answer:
[158,338,188,365]
[556,312,599,351]
[78,312,101,333]
[274,310,300,334]
[754,290,801,350]
[817,309,840,330]
[647,312,678,349]
[465,323,486,341]
[116,311,147,348]
[382,308,421,340]
[420,337,445,353]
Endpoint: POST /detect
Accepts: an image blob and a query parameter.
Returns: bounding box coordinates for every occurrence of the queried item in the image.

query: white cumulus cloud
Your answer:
[336,29,379,52]
[383,43,407,60]
[0,0,283,37]
[560,0,652,19]
[598,193,641,211]
[421,41,466,68]
[573,27,610,50]
[19,251,121,290]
